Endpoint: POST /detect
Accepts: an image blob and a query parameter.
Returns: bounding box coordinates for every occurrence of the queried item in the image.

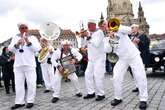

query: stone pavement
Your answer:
[0,72,165,110]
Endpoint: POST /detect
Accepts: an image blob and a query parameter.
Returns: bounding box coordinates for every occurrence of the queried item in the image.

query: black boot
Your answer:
[51,97,59,103]
[26,103,34,108]
[43,90,51,93]
[75,92,82,97]
[111,99,122,106]
[95,95,105,101]
[139,101,147,109]
[11,104,25,109]
[83,93,95,99]
[132,88,139,92]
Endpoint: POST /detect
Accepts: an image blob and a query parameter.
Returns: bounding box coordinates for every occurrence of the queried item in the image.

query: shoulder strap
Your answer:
[69,48,74,59]
[59,48,63,66]
[60,48,63,59]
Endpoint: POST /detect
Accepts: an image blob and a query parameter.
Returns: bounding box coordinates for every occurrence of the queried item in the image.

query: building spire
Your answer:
[100,12,104,21]
[138,1,144,17]
[138,1,142,11]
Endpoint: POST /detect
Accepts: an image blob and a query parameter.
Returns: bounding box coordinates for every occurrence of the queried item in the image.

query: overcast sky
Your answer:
[0,0,165,43]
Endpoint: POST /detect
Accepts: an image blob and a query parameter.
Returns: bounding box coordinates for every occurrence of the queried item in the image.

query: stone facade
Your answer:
[107,0,149,35]
[0,29,78,51]
[53,29,78,48]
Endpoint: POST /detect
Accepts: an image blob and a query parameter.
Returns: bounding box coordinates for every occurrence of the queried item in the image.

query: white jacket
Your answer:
[87,29,106,62]
[8,34,41,67]
[104,25,140,60]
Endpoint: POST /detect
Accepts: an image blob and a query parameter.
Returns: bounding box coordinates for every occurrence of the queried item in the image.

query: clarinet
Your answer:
[19,32,26,53]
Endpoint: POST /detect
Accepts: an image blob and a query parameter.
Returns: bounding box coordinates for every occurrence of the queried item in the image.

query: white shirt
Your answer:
[77,36,87,48]
[8,34,41,68]
[51,48,82,67]
[104,25,140,60]
[87,29,106,62]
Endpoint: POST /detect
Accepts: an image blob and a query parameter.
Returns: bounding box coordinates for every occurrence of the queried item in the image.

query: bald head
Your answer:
[131,24,139,33]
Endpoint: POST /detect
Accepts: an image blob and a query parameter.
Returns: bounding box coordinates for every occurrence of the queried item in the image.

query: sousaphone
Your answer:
[38,21,61,63]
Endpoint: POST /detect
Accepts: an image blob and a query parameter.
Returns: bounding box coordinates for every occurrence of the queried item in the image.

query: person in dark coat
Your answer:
[35,56,43,88]
[0,66,3,87]
[129,24,150,65]
[0,47,15,94]
[129,24,150,92]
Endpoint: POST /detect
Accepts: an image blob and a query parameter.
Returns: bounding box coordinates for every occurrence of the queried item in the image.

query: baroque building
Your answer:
[0,29,78,52]
[107,0,149,35]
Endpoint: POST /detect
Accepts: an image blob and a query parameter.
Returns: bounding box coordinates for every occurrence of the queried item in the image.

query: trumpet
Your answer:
[107,18,120,63]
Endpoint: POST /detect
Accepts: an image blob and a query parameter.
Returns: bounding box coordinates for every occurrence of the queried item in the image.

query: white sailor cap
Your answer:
[61,40,71,45]
[17,22,28,28]
[88,19,96,24]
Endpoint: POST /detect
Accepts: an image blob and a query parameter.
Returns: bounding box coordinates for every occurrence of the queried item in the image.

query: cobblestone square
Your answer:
[0,72,165,110]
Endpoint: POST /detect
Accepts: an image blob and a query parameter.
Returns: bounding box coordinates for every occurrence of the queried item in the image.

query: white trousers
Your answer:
[113,55,148,101]
[85,59,105,96]
[52,70,81,98]
[41,63,55,90]
[14,66,36,104]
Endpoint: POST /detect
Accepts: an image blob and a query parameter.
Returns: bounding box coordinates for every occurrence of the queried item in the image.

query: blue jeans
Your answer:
[106,60,112,74]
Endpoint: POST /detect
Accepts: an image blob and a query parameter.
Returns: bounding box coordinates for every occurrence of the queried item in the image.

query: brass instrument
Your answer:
[107,18,120,63]
[107,39,119,63]
[108,18,120,32]
[38,47,49,63]
[38,21,60,63]
[61,68,70,81]
[19,32,26,53]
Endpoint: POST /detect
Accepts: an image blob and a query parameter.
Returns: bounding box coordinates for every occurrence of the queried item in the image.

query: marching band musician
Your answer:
[98,20,113,74]
[8,23,41,109]
[51,40,83,103]
[39,37,55,93]
[104,24,148,109]
[83,19,106,101]
[78,28,88,75]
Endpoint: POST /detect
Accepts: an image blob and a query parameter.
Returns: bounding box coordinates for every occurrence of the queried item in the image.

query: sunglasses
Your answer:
[20,27,28,29]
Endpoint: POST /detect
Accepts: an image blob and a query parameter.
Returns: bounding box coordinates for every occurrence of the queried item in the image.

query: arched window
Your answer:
[123,2,127,9]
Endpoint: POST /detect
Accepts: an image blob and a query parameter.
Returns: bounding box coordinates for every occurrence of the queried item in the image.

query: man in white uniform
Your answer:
[9,23,41,109]
[83,19,106,101]
[39,37,55,93]
[78,29,88,75]
[104,24,148,109]
[51,40,83,103]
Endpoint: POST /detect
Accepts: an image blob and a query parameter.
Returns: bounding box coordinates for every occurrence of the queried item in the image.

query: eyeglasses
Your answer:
[20,27,28,29]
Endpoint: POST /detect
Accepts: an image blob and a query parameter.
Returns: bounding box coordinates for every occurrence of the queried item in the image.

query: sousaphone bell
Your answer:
[38,21,61,63]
